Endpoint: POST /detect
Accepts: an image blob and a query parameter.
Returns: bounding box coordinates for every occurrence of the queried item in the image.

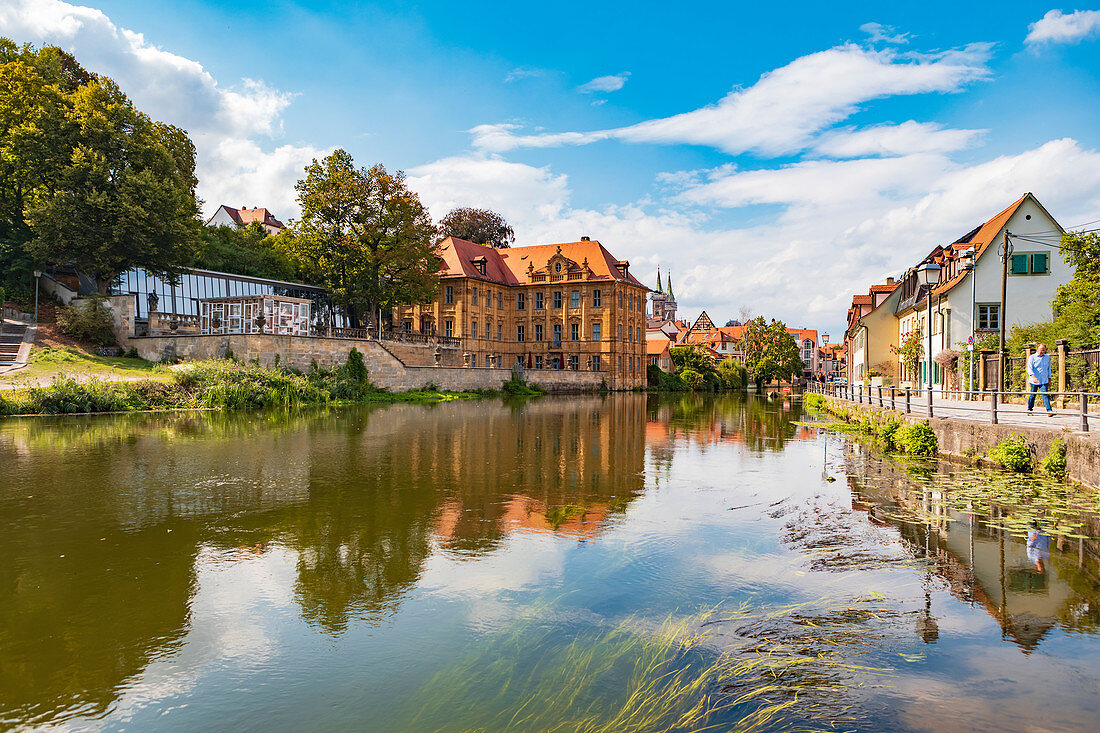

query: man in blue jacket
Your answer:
[1027,343,1053,417]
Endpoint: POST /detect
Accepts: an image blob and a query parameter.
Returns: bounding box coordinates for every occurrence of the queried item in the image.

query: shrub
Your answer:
[647,363,663,387]
[878,419,900,451]
[345,347,367,384]
[717,359,748,390]
[502,373,543,396]
[680,368,704,391]
[895,422,938,457]
[125,346,140,359]
[56,296,116,346]
[988,434,1032,472]
[1041,438,1067,477]
[804,393,827,411]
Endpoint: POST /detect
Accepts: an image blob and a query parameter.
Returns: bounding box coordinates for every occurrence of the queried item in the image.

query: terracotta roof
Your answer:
[647,339,670,356]
[869,282,899,293]
[934,193,1037,296]
[852,295,873,305]
[435,237,647,288]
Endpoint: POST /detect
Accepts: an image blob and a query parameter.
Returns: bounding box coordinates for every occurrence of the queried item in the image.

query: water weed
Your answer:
[988,434,1033,472]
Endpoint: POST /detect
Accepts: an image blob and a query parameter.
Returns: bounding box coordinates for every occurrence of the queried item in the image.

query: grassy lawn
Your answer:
[0,346,169,384]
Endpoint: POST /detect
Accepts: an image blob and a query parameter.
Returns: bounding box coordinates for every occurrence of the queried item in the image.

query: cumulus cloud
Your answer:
[577,72,630,93]
[815,121,985,158]
[408,139,1100,334]
[860,22,910,44]
[0,0,327,218]
[1025,9,1100,45]
[471,43,992,156]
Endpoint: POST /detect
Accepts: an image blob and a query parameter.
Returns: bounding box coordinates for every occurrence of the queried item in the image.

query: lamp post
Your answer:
[32,270,42,323]
[960,249,976,399]
[821,331,830,381]
[915,262,942,398]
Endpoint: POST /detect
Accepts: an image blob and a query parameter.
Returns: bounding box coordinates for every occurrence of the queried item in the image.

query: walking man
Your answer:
[1027,343,1053,417]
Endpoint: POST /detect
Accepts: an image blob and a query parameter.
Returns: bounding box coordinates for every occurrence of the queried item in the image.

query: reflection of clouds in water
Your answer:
[56,545,300,730]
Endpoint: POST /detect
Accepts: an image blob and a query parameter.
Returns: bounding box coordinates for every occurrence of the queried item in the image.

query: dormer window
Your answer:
[472,256,487,276]
[554,262,562,273]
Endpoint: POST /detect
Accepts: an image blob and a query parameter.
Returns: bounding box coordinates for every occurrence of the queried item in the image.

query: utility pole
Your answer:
[998,231,1010,392]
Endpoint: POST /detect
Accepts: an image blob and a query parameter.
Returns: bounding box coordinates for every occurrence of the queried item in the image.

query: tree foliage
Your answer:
[1010,232,1100,350]
[286,150,439,327]
[193,222,297,281]
[0,39,201,295]
[741,316,804,388]
[670,345,718,390]
[438,207,515,249]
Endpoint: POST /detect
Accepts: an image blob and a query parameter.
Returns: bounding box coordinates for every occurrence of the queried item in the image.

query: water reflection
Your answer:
[840,442,1100,652]
[0,397,645,725]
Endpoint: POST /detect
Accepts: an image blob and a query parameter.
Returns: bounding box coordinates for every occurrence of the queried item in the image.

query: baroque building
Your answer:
[649,267,677,322]
[391,237,650,388]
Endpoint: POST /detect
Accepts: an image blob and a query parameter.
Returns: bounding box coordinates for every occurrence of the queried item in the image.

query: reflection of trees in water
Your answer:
[839,441,1100,651]
[645,393,806,465]
[0,396,649,720]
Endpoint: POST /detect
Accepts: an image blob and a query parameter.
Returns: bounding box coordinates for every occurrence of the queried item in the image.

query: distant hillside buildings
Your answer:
[207,205,286,235]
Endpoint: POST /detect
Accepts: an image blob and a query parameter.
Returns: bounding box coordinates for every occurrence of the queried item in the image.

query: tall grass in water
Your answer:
[410,600,895,733]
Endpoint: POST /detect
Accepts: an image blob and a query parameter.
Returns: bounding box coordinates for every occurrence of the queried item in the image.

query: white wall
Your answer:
[208,207,237,228]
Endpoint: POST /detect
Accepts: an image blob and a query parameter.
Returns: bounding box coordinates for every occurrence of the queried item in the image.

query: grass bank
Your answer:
[0,346,166,385]
[0,349,499,417]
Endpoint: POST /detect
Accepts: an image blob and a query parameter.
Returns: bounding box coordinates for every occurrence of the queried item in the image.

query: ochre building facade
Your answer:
[392,237,650,388]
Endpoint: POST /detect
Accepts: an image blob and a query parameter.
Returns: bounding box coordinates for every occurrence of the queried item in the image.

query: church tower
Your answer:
[649,267,678,322]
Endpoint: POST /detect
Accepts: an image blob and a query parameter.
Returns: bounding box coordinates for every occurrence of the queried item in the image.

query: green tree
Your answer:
[193,222,296,281]
[288,150,439,327]
[670,344,718,389]
[742,316,804,390]
[438,207,514,248]
[717,358,747,390]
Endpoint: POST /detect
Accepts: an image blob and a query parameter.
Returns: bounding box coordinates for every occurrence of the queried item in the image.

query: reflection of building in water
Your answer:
[0,399,648,724]
[841,441,1100,651]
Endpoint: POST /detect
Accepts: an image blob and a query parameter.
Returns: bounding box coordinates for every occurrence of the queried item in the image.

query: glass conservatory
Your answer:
[199,295,311,336]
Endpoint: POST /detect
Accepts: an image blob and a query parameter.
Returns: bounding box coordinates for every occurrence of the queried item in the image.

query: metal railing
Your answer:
[808,382,1100,432]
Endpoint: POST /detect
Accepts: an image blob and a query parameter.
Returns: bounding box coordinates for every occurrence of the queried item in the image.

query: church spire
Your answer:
[656,267,663,293]
[667,272,674,299]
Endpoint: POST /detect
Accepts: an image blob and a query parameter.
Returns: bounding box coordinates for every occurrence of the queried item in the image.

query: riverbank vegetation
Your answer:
[0,349,486,416]
[802,394,938,457]
[647,345,748,392]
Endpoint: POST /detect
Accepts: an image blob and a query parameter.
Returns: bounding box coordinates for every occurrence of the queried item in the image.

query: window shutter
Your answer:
[1011,254,1030,274]
[1031,253,1048,274]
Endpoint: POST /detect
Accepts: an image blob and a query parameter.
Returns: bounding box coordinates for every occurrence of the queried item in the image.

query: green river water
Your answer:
[1,394,1099,732]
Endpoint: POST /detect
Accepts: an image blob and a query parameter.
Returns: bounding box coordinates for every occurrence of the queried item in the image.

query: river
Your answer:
[1,394,1099,732]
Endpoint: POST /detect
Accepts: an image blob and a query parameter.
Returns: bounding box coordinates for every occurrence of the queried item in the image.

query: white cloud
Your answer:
[816,121,985,158]
[578,72,630,93]
[1025,9,1100,45]
[504,66,546,82]
[860,22,910,45]
[0,0,326,218]
[472,43,992,157]
[408,139,1100,334]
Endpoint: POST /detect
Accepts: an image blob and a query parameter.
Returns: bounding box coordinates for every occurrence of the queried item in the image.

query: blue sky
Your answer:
[4,1,1100,336]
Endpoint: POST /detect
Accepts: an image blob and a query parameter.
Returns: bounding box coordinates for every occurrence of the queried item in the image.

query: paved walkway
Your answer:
[825,390,1093,432]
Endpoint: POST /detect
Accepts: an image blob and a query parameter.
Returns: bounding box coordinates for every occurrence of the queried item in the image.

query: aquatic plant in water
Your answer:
[409,600,897,733]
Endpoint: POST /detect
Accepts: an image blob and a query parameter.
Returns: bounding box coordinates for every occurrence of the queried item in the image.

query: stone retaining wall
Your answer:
[128,333,607,393]
[822,396,1100,490]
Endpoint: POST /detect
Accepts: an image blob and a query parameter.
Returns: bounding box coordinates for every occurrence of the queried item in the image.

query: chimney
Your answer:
[580,235,590,241]
[886,277,895,285]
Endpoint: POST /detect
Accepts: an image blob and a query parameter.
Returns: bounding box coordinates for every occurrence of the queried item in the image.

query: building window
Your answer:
[629,293,633,310]
[485,290,491,307]
[498,293,503,309]
[535,324,543,342]
[535,355,543,369]
[498,324,502,341]
[628,326,633,342]
[593,355,601,371]
[445,286,453,304]
[629,356,634,373]
[403,319,412,333]
[553,324,562,347]
[472,321,477,339]
[471,354,477,367]
[593,290,601,307]
[619,292,623,308]
[618,324,623,341]
[592,323,601,341]
[517,325,525,342]
[571,323,580,341]
[571,290,580,307]
[553,291,562,308]
[569,355,579,370]
[472,288,478,305]
[535,292,544,309]
[978,304,1000,330]
[517,293,526,310]
[445,320,453,338]
[618,356,622,372]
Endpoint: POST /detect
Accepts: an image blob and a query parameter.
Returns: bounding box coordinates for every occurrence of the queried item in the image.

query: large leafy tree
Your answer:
[288,150,439,327]
[438,207,514,248]
[741,316,804,389]
[1,39,201,295]
[1010,232,1100,350]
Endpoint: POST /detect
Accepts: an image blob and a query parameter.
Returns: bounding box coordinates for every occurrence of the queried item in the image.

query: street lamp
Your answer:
[915,262,942,397]
[821,331,830,381]
[959,249,976,398]
[32,270,42,323]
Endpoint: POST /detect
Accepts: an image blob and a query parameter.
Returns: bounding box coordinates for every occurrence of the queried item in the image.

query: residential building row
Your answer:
[844,193,1068,390]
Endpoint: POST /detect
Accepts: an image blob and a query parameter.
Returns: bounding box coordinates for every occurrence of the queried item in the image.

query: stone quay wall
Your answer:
[821,396,1100,490]
[127,333,607,393]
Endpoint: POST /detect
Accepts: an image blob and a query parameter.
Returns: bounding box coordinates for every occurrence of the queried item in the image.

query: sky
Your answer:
[4,1,1100,337]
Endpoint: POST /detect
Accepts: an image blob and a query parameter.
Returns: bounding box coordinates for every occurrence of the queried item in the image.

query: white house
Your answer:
[207,205,287,235]
[894,193,1068,389]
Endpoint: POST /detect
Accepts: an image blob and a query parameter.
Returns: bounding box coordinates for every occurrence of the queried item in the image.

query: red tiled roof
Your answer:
[647,339,670,357]
[211,205,286,230]
[434,237,647,288]
[852,295,873,305]
[934,193,1034,296]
